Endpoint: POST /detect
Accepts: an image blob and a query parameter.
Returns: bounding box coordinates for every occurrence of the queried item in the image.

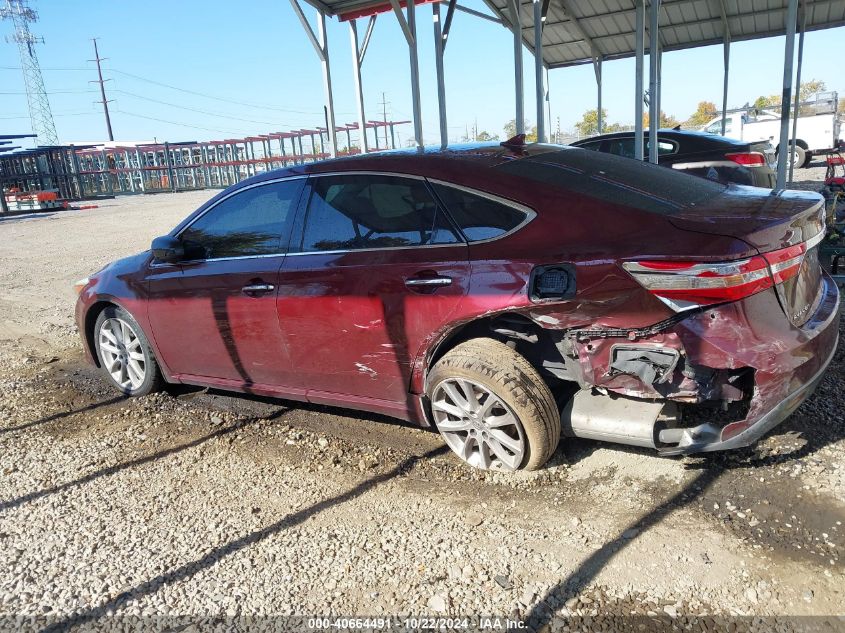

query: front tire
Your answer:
[94,305,163,396]
[427,338,560,471]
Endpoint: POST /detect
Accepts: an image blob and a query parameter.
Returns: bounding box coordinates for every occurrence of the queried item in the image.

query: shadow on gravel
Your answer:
[0,396,126,436]
[524,465,724,629]
[42,444,450,633]
[0,411,286,514]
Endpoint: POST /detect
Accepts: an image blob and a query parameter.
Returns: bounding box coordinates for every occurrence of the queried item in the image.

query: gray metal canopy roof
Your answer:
[481,0,845,69]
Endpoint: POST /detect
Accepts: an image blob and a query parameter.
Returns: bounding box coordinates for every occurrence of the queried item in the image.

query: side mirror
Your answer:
[151,235,184,263]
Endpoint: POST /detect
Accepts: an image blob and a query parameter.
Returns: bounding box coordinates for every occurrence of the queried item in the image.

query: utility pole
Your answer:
[380,92,389,148]
[1,0,59,145]
[90,38,113,141]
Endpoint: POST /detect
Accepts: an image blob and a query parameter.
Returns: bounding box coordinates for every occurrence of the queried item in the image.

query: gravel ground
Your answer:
[0,172,844,632]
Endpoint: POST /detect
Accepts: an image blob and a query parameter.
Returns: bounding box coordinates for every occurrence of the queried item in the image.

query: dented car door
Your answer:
[276,173,470,415]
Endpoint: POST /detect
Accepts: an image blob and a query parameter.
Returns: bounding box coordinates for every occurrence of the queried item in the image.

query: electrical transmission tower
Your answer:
[1,0,58,145]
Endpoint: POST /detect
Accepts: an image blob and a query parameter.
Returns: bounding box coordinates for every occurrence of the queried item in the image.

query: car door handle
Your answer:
[242,283,275,295]
[404,276,452,287]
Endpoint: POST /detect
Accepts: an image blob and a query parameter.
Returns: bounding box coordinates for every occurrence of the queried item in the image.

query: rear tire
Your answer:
[779,144,806,170]
[427,338,560,471]
[801,150,812,168]
[94,305,163,397]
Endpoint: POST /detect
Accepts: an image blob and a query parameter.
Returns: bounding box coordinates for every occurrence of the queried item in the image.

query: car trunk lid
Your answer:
[669,187,826,326]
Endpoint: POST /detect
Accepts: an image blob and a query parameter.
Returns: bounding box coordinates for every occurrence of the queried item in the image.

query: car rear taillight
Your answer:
[623,233,822,309]
[725,152,766,167]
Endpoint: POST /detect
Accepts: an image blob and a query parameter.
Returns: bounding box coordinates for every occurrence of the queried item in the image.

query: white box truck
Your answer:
[701,92,842,168]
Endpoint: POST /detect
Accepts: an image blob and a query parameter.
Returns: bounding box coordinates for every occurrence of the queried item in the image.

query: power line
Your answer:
[0,88,97,94]
[0,65,89,70]
[1,64,358,118]
[0,111,96,119]
[108,68,327,116]
[113,108,251,136]
[110,89,304,128]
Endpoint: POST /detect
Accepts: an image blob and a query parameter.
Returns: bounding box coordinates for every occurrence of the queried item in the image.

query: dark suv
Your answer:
[75,142,839,471]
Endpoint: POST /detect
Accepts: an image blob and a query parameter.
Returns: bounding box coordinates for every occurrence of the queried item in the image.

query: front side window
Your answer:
[576,140,603,151]
[299,175,460,252]
[430,183,529,242]
[180,179,303,259]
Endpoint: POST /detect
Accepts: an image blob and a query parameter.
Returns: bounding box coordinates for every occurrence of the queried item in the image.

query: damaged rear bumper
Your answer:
[660,273,840,455]
[658,330,837,455]
[554,272,840,455]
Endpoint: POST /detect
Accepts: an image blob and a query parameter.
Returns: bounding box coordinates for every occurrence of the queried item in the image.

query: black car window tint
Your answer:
[431,184,527,242]
[497,148,726,215]
[180,180,302,259]
[301,175,460,252]
[607,138,636,159]
[577,140,602,151]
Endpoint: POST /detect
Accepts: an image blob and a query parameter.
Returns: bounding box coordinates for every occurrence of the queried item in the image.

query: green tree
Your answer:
[753,94,779,109]
[475,130,499,142]
[503,119,537,142]
[800,79,826,101]
[642,111,680,129]
[573,109,626,137]
[685,101,719,127]
[574,109,603,136]
[754,79,828,113]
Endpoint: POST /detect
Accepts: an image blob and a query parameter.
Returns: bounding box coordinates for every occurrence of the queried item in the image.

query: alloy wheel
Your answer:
[98,318,146,391]
[431,378,526,470]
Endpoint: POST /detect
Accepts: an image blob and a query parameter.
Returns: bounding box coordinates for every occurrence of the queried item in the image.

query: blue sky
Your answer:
[1,0,843,147]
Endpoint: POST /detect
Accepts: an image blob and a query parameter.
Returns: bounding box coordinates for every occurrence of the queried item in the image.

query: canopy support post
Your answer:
[507,0,524,134]
[433,1,451,148]
[349,18,374,153]
[720,40,730,135]
[789,3,806,184]
[648,0,660,164]
[776,0,799,189]
[390,0,423,148]
[634,0,645,160]
[718,0,731,135]
[594,56,603,134]
[533,0,545,142]
[290,0,337,158]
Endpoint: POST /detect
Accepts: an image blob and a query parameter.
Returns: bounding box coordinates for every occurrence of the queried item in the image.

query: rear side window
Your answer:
[299,174,461,252]
[608,137,676,158]
[649,139,678,155]
[496,148,726,215]
[180,179,303,259]
[430,183,528,241]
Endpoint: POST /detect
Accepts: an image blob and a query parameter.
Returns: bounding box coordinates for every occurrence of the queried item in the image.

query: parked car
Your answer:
[571,129,776,188]
[700,92,842,168]
[75,141,839,471]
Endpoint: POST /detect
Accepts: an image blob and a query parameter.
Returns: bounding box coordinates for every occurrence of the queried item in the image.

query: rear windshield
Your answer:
[496,148,727,214]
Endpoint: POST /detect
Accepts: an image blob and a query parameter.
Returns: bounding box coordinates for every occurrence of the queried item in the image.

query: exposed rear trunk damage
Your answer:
[504,187,838,454]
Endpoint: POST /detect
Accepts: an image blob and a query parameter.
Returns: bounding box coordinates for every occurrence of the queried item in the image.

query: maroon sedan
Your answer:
[74,141,839,471]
